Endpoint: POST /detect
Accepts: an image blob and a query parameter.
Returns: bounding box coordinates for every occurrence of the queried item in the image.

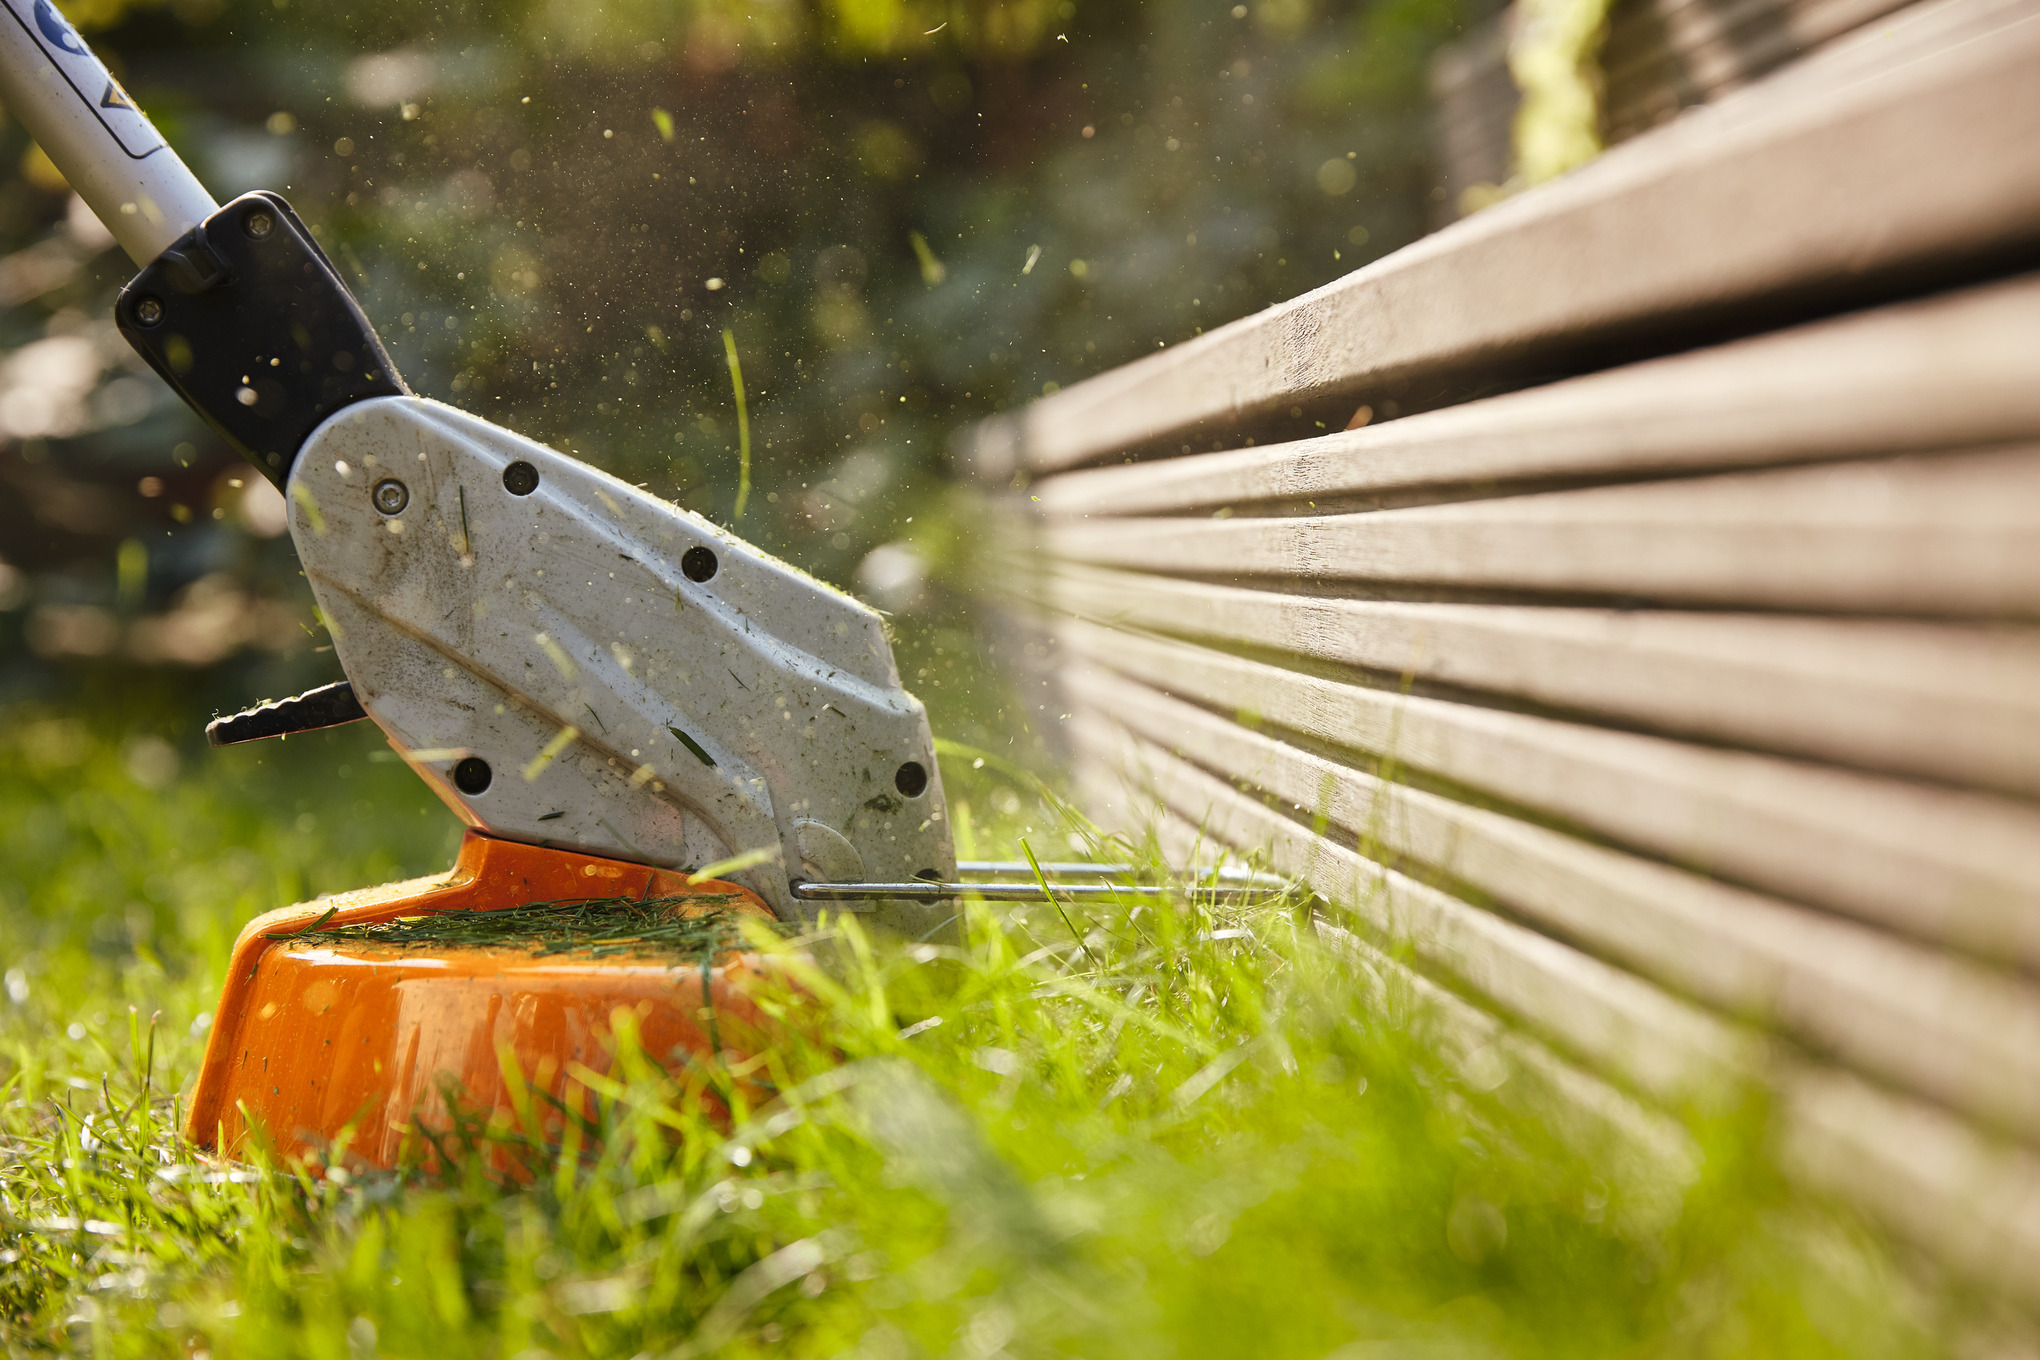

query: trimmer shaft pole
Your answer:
[0,0,215,264]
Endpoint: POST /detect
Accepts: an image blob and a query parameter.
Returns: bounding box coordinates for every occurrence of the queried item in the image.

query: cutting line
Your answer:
[793,880,1286,903]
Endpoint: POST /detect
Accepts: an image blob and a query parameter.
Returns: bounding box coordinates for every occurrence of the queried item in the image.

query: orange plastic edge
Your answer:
[185,830,781,1168]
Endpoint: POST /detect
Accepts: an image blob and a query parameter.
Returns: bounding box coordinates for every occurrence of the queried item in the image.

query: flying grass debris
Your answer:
[534,631,578,680]
[688,845,782,884]
[909,230,947,286]
[290,481,326,535]
[723,329,752,521]
[524,724,579,781]
[1020,834,1100,969]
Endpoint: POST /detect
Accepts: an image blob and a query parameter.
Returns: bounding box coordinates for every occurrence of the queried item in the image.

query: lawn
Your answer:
[0,699,1956,1357]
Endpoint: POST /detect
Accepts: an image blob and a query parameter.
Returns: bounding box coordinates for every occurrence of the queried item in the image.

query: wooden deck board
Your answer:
[973,0,2040,1300]
[1033,276,2040,518]
[1047,446,2040,615]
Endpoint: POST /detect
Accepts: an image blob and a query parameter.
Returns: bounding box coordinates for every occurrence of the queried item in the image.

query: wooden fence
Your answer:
[964,0,2040,1306]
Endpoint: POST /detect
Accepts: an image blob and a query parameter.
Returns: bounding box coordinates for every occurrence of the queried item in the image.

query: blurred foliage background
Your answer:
[0,0,1470,767]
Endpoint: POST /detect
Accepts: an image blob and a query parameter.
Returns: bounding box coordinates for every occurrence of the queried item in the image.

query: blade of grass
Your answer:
[723,329,751,521]
[689,845,780,884]
[1020,836,1100,971]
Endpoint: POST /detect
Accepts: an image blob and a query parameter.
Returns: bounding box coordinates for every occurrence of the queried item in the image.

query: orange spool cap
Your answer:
[185,831,781,1168]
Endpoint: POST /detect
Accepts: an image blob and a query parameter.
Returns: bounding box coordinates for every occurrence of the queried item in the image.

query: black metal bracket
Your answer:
[116,191,407,488]
[206,681,369,746]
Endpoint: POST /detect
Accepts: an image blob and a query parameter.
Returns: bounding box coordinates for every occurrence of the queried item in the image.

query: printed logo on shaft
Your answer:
[6,0,167,158]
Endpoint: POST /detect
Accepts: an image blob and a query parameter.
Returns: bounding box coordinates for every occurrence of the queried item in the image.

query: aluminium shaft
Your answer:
[0,0,215,263]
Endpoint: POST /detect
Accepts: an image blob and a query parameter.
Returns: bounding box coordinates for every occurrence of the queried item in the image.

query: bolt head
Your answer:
[452,756,492,795]
[244,210,275,240]
[502,460,540,496]
[371,478,410,515]
[134,296,164,326]
[682,545,718,582]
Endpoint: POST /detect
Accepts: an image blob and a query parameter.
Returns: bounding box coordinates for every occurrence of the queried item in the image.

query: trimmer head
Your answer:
[186,832,780,1168]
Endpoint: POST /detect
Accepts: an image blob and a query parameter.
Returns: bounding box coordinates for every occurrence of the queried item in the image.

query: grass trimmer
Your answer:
[0,2,1272,1167]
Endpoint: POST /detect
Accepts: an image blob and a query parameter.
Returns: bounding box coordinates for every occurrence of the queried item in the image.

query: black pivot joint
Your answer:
[116,192,407,488]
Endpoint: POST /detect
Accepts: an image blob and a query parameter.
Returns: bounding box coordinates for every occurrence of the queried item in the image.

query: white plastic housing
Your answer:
[288,397,954,929]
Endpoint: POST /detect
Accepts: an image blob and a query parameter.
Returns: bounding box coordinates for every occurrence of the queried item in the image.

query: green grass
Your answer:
[0,701,1964,1357]
[281,897,770,961]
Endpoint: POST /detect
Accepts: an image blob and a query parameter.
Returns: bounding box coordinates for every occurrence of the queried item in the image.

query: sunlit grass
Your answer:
[0,704,1959,1357]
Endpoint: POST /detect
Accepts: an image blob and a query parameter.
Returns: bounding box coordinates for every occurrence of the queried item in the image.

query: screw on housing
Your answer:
[682,545,718,581]
[371,478,409,515]
[502,460,539,495]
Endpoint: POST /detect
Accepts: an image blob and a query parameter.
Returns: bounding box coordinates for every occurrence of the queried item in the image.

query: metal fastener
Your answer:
[372,478,409,515]
[244,210,275,240]
[501,461,539,496]
[134,296,163,326]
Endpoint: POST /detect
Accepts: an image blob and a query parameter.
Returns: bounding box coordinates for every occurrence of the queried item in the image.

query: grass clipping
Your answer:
[274,894,783,963]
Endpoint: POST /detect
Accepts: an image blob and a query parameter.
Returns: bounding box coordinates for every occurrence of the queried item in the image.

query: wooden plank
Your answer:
[1049,566,2040,798]
[977,0,2040,476]
[1032,276,2040,519]
[1778,1063,2040,1307]
[1073,710,1763,1108]
[1057,619,2040,969]
[1427,16,1517,214]
[1431,0,1917,213]
[1096,712,2040,1301]
[1070,660,2040,1138]
[1600,0,1916,141]
[1047,445,2040,616]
